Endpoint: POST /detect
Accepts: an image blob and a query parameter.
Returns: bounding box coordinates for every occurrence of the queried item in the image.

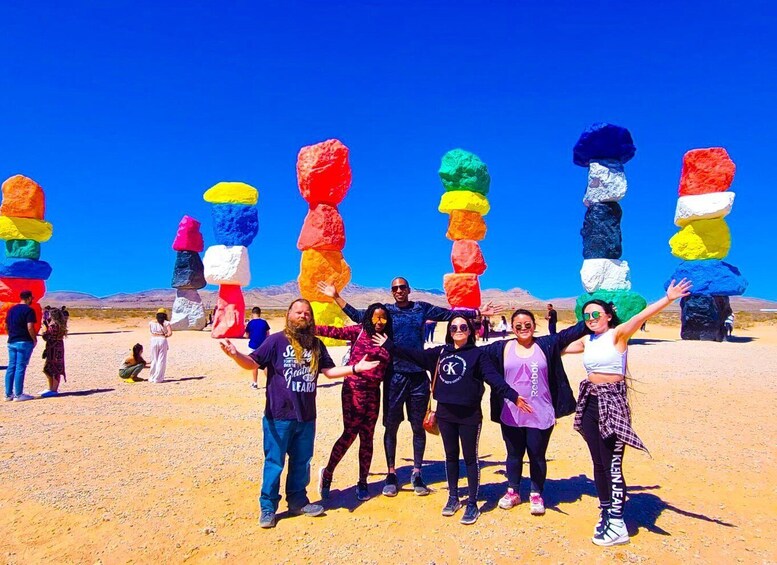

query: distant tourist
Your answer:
[481,316,490,342]
[725,312,735,339]
[61,306,70,321]
[4,290,38,402]
[119,344,148,382]
[40,307,68,397]
[244,307,271,389]
[494,315,508,338]
[42,305,52,329]
[545,304,558,335]
[219,298,379,528]
[148,308,172,383]
[563,278,692,547]
[424,320,437,343]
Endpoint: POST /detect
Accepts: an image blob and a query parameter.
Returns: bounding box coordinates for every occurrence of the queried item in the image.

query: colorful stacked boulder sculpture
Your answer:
[202,182,259,338]
[296,139,352,345]
[438,149,489,309]
[0,175,52,334]
[572,124,647,322]
[667,148,746,341]
[170,215,207,331]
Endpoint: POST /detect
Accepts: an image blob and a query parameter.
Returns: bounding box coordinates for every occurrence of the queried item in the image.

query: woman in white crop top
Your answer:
[564,278,692,547]
[148,308,173,383]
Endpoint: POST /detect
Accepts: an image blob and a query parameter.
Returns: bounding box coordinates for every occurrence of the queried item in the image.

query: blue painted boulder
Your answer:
[581,202,622,259]
[0,258,52,280]
[172,251,206,290]
[680,294,731,342]
[211,204,259,247]
[573,123,636,167]
[666,260,747,296]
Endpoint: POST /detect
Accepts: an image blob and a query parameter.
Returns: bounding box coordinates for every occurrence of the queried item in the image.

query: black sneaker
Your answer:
[411,472,430,496]
[441,496,462,517]
[318,467,332,499]
[357,482,370,501]
[460,503,480,525]
[288,503,324,517]
[382,473,399,497]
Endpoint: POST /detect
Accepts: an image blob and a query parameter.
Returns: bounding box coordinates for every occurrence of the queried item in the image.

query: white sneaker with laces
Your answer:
[13,393,34,402]
[498,488,520,509]
[529,492,545,515]
[592,517,629,546]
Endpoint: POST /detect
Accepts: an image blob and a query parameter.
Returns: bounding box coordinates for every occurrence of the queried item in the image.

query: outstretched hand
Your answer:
[371,333,388,348]
[666,278,693,301]
[480,301,497,317]
[220,339,237,357]
[316,281,338,299]
[355,355,380,374]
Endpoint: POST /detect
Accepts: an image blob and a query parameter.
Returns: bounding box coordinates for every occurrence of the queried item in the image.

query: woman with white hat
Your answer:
[148,308,172,383]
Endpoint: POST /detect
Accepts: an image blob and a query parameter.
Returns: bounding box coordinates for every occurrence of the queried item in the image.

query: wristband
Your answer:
[352,365,357,375]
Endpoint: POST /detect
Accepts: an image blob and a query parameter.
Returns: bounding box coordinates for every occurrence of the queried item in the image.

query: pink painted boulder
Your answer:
[297,204,346,251]
[451,240,487,275]
[211,285,245,339]
[172,215,204,253]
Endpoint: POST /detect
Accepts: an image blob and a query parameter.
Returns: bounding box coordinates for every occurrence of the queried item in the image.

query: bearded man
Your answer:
[221,298,378,528]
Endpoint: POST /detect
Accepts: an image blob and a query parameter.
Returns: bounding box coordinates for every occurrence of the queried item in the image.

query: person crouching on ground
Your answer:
[119,344,148,382]
[220,298,379,529]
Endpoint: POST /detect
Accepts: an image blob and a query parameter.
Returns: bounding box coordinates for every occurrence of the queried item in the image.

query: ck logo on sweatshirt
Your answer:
[439,354,466,385]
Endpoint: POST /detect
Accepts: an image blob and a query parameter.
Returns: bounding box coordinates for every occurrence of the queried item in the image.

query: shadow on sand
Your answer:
[725,336,756,343]
[628,338,673,345]
[68,330,132,336]
[53,388,116,397]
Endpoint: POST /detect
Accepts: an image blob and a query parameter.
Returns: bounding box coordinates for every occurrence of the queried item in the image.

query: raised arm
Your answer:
[220,339,259,370]
[315,324,361,342]
[321,355,380,379]
[423,303,479,322]
[554,320,592,350]
[614,278,692,347]
[372,333,440,372]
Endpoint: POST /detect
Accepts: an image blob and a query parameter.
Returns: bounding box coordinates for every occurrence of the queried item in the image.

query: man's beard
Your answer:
[287,317,316,351]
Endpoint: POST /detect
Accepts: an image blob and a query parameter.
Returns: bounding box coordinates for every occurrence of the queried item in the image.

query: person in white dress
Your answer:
[148,308,172,382]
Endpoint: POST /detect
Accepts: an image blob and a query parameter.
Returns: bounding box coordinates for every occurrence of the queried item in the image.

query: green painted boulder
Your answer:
[438,149,491,195]
[5,239,41,260]
[575,289,647,323]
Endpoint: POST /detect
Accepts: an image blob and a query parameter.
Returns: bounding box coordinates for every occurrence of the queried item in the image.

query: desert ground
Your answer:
[1,313,776,564]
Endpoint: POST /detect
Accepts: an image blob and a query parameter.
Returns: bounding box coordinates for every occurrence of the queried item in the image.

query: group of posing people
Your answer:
[219,276,692,547]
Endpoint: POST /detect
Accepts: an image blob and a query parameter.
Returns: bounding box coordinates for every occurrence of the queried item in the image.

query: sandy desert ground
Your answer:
[1,314,776,564]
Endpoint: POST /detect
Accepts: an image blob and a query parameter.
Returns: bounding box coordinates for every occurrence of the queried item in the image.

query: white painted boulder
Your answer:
[580,258,632,293]
[170,289,207,331]
[674,192,735,227]
[583,161,627,206]
[203,245,251,286]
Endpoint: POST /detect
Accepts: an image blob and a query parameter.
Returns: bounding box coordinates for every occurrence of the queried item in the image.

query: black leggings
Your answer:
[438,419,481,505]
[500,423,553,494]
[383,372,429,470]
[580,395,627,519]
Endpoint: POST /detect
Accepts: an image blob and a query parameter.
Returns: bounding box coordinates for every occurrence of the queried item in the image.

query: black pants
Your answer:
[580,395,626,518]
[438,418,481,505]
[383,371,429,470]
[500,423,553,494]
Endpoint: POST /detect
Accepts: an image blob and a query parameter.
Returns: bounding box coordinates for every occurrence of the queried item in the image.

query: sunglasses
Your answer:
[450,324,470,333]
[583,311,604,321]
[371,316,388,324]
[391,284,408,292]
[513,323,533,330]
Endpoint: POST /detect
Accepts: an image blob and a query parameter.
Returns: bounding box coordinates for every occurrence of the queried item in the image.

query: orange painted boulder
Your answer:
[678,148,736,196]
[446,210,487,241]
[298,250,351,302]
[0,175,46,219]
[451,240,487,275]
[443,273,481,309]
[296,139,352,205]
[0,277,46,303]
[297,204,345,251]
[0,300,42,335]
[211,285,246,339]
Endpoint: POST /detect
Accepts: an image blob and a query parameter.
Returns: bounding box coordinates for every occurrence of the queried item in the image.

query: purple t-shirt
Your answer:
[501,342,555,430]
[249,332,335,422]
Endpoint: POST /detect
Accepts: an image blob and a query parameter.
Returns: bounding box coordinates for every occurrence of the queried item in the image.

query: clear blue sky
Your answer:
[2,1,775,300]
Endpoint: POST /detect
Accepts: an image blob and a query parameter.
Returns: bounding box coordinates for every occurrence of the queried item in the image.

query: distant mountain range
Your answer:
[42,283,777,312]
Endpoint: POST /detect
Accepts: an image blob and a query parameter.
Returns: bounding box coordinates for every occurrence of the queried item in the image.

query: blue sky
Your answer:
[2,1,775,300]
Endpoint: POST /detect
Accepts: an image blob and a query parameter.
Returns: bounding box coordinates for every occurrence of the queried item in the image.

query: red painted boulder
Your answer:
[451,240,487,275]
[678,148,736,196]
[443,273,481,309]
[0,175,46,219]
[172,215,204,253]
[0,277,46,303]
[297,204,345,251]
[0,300,42,335]
[211,285,246,339]
[296,139,352,205]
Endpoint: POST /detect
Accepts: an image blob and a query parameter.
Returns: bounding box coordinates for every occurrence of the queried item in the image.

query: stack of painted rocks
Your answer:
[437,149,490,309]
[170,215,207,331]
[0,175,52,334]
[296,139,352,346]
[202,182,259,338]
[572,124,647,322]
[667,148,746,341]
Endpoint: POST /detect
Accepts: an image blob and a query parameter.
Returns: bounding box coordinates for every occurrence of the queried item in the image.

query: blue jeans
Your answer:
[260,417,316,513]
[5,341,35,398]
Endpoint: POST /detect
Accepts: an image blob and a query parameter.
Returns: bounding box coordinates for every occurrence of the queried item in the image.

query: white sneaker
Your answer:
[592,517,629,546]
[529,492,545,515]
[13,393,34,402]
[498,488,520,509]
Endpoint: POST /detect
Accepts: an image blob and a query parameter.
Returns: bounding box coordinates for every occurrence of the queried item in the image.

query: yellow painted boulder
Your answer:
[203,182,259,206]
[0,216,53,242]
[438,191,490,216]
[311,300,348,346]
[669,218,731,260]
[298,250,351,302]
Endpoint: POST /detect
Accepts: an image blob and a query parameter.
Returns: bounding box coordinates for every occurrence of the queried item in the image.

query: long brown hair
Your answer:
[283,299,320,377]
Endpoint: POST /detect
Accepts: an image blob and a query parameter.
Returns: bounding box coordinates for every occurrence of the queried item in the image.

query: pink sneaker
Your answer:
[529,492,545,515]
[498,488,520,510]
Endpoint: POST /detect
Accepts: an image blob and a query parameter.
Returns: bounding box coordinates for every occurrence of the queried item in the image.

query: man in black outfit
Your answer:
[545,304,558,335]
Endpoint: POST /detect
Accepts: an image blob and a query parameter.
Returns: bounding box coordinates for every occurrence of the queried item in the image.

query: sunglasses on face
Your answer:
[391,284,408,292]
[371,316,388,324]
[513,323,533,330]
[449,324,470,333]
[583,311,604,321]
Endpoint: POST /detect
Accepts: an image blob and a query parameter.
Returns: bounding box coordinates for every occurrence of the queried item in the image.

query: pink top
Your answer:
[500,341,555,430]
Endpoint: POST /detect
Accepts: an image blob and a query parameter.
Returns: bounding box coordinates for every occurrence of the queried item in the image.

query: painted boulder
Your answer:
[172,251,206,290]
[446,210,487,241]
[0,175,45,219]
[5,240,40,260]
[669,218,730,260]
[298,250,351,302]
[573,123,636,167]
[0,277,46,303]
[584,161,627,205]
[575,289,647,323]
[674,192,735,227]
[211,204,259,247]
[211,285,246,339]
[438,191,490,216]
[0,258,52,280]
[438,149,491,195]
[311,300,349,346]
[581,202,622,259]
[0,217,53,242]
[203,245,251,287]
[169,289,207,331]
[172,215,204,253]
[443,273,481,309]
[297,204,346,251]
[451,240,487,275]
[678,148,736,196]
[0,300,42,335]
[203,182,259,206]
[297,139,352,205]
[680,294,731,341]
[666,260,747,296]
[580,259,631,293]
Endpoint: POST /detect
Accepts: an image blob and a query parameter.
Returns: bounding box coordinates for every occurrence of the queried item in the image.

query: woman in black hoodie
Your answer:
[374,315,531,525]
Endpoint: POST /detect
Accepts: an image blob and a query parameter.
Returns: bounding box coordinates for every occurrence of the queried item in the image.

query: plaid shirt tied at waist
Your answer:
[574,379,648,454]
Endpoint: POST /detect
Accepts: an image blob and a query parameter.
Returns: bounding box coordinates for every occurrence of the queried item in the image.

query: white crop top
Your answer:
[582,329,627,375]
